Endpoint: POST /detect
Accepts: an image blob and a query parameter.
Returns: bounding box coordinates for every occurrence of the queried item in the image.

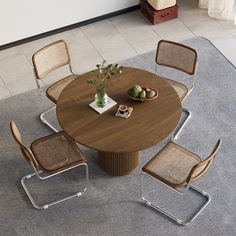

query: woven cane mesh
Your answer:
[143,142,201,188]
[190,140,222,181]
[10,121,22,143]
[156,40,197,75]
[10,121,39,167]
[46,74,77,103]
[147,0,176,10]
[31,132,86,173]
[164,78,188,101]
[32,40,70,79]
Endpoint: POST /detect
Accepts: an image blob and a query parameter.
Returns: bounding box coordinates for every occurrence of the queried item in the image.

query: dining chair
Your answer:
[155,40,198,140]
[141,139,222,225]
[10,121,89,210]
[32,40,78,132]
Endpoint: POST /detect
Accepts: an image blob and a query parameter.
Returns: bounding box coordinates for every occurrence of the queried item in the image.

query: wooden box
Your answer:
[141,0,178,25]
[147,0,176,10]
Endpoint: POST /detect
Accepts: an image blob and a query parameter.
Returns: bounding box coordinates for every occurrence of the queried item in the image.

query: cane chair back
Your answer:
[32,40,71,79]
[156,40,197,75]
[10,121,39,167]
[155,40,198,139]
[32,40,76,132]
[187,139,222,183]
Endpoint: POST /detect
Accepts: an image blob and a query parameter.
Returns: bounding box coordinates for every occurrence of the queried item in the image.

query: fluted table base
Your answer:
[97,151,140,176]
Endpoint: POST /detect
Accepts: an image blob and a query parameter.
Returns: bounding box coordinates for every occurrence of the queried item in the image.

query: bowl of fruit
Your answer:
[128,84,158,101]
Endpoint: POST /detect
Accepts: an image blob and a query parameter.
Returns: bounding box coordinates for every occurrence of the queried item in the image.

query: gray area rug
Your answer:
[0,37,236,236]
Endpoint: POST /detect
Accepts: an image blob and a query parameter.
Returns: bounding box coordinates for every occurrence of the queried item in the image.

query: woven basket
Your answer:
[147,0,176,10]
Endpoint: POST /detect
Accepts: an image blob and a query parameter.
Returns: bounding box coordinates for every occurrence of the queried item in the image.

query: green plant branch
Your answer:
[87,60,123,86]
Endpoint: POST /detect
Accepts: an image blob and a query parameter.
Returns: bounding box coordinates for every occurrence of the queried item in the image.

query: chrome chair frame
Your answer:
[173,63,198,140]
[33,40,76,133]
[140,171,211,226]
[155,48,198,140]
[34,66,75,133]
[21,159,89,210]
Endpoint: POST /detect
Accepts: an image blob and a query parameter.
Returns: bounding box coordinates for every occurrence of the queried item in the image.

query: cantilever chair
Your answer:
[141,139,222,225]
[10,121,89,210]
[32,40,78,132]
[155,40,198,140]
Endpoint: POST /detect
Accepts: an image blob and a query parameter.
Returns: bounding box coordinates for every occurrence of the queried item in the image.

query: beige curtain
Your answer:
[199,0,236,24]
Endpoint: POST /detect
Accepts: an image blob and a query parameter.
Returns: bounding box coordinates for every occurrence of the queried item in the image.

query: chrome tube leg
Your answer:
[140,172,211,226]
[77,163,89,196]
[140,172,146,201]
[21,173,45,210]
[140,172,183,223]
[172,108,191,140]
[85,163,89,190]
[21,163,89,210]
[185,185,211,225]
[40,105,58,132]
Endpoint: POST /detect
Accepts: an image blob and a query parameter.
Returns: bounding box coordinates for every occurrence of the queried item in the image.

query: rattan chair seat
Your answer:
[164,78,188,101]
[31,131,86,174]
[142,142,201,188]
[46,74,78,103]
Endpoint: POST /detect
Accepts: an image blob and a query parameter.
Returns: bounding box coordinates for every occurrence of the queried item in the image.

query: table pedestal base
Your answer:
[97,151,140,176]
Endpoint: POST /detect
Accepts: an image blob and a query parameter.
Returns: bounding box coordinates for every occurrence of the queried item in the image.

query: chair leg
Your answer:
[172,108,191,140]
[21,163,89,210]
[40,105,58,132]
[140,172,211,226]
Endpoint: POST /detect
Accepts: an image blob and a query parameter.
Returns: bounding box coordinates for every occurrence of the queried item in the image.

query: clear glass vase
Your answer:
[95,83,108,108]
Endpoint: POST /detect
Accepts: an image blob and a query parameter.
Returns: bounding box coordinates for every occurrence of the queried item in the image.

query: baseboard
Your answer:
[0,4,140,51]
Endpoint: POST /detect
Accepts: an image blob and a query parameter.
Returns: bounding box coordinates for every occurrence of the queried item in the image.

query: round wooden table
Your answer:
[56,67,181,176]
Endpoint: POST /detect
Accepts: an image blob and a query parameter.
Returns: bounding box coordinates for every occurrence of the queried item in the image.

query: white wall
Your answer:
[0,0,139,46]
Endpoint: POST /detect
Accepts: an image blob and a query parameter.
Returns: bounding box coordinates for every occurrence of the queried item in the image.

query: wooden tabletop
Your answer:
[56,67,181,153]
